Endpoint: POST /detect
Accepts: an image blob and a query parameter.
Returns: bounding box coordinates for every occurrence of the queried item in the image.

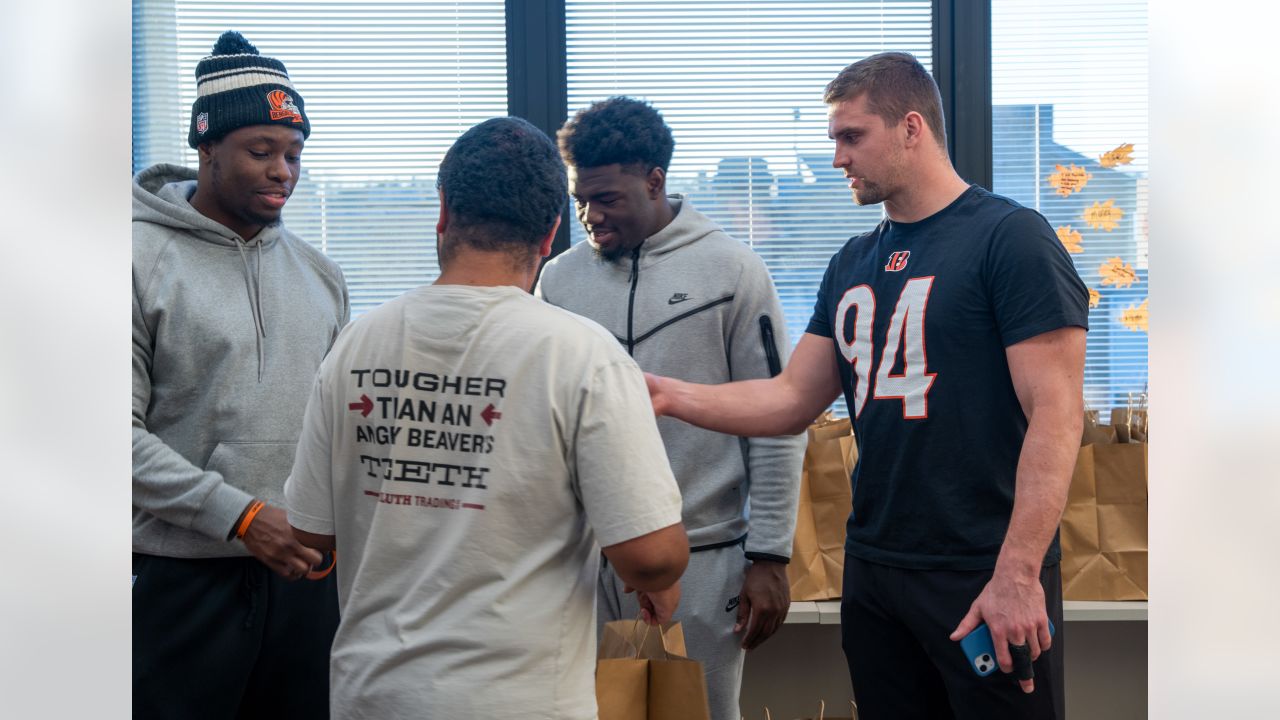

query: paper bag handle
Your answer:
[627,618,673,659]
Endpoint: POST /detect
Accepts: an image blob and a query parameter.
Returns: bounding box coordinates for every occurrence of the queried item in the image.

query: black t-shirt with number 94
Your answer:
[806,185,1089,571]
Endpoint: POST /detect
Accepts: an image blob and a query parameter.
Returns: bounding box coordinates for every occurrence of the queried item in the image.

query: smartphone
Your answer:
[959,619,1056,677]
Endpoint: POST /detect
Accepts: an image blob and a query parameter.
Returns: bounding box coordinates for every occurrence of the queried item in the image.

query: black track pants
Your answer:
[132,553,339,720]
[840,554,1065,720]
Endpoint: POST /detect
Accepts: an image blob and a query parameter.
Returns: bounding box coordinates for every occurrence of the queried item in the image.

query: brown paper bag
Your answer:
[786,412,857,601]
[1081,409,1116,445]
[596,621,710,720]
[1060,412,1148,600]
[1109,407,1148,443]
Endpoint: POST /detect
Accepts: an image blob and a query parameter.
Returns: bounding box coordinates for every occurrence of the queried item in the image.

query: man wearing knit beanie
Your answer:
[132,30,348,719]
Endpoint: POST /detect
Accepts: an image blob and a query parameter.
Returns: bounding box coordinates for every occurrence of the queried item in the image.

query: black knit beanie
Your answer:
[187,31,311,148]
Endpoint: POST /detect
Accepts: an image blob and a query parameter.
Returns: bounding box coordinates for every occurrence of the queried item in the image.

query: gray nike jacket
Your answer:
[536,196,804,562]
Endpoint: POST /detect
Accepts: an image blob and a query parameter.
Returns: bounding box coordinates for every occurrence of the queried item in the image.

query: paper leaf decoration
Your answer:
[1119,298,1148,332]
[1056,226,1084,253]
[1099,143,1135,168]
[1048,163,1093,197]
[1083,199,1124,231]
[1088,288,1101,308]
[1099,257,1137,289]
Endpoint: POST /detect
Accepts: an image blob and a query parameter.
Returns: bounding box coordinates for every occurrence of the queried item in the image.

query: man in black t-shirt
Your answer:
[646,51,1088,719]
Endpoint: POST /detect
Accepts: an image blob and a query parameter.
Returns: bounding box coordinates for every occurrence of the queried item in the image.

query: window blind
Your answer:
[564,1,933,350]
[133,0,508,317]
[992,0,1148,412]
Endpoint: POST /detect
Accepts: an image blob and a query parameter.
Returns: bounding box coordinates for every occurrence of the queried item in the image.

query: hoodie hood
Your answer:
[633,195,724,269]
[133,163,272,248]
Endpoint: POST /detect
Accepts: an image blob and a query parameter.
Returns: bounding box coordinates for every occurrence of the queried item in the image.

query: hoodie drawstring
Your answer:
[256,241,267,338]
[234,239,268,381]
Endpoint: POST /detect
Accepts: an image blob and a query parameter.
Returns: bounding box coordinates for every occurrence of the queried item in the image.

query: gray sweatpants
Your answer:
[599,544,749,720]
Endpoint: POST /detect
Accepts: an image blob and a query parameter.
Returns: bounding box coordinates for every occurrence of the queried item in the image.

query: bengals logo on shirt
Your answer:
[884,250,911,272]
[267,90,303,123]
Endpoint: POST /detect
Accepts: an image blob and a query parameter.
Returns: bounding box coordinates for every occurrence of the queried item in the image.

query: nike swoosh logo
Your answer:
[668,295,691,305]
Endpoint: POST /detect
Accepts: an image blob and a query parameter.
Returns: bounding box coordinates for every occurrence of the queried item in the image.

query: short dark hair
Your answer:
[436,117,567,255]
[557,96,675,173]
[824,52,948,152]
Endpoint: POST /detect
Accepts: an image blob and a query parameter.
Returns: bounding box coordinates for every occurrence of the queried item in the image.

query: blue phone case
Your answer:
[959,619,1056,676]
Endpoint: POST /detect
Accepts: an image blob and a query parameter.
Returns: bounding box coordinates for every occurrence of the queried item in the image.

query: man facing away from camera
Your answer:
[285,116,689,719]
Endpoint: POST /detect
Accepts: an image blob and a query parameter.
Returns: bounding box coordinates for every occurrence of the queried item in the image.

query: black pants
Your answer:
[840,554,1065,720]
[132,553,339,720]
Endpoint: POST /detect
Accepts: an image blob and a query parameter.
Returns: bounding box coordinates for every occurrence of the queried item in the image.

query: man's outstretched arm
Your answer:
[646,332,844,437]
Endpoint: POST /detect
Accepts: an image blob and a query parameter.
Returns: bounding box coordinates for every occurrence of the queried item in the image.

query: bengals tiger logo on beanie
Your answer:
[187,30,310,148]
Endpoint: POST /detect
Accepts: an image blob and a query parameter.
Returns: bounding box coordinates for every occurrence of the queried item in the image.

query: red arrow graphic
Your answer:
[348,394,373,417]
[481,403,502,426]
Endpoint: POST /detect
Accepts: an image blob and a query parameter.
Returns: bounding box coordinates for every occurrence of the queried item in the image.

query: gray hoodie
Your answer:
[536,196,804,561]
[133,163,349,558]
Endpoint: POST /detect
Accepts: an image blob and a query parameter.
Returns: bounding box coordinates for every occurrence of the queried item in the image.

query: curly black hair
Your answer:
[436,117,567,254]
[557,97,675,173]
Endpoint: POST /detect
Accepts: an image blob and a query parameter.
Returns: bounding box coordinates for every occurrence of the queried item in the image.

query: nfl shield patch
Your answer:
[196,112,209,134]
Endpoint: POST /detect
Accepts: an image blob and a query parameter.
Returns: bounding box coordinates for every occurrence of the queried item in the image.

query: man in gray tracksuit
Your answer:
[132,31,349,719]
[536,96,804,720]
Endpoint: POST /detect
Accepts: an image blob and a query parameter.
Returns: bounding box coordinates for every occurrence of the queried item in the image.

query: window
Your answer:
[133,3,1148,415]
[132,0,508,317]
[564,0,933,348]
[992,0,1148,412]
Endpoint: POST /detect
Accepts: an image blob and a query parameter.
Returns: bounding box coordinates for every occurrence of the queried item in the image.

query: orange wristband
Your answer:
[235,500,266,540]
[307,551,337,580]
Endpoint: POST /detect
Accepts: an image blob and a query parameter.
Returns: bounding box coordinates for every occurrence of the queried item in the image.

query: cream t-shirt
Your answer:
[286,284,682,720]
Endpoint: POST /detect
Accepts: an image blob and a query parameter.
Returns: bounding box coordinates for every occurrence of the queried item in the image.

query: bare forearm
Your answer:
[651,332,843,436]
[996,410,1082,575]
[660,376,813,436]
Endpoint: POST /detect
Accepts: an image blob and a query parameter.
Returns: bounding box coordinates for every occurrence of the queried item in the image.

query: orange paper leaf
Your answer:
[1088,288,1101,308]
[1083,199,1124,231]
[1099,143,1135,169]
[1056,226,1084,253]
[1119,298,1148,332]
[1047,163,1093,197]
[1099,257,1137,289]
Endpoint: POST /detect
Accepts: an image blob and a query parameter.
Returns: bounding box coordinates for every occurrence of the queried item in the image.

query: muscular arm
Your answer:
[647,332,843,437]
[950,326,1085,692]
[999,326,1086,577]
